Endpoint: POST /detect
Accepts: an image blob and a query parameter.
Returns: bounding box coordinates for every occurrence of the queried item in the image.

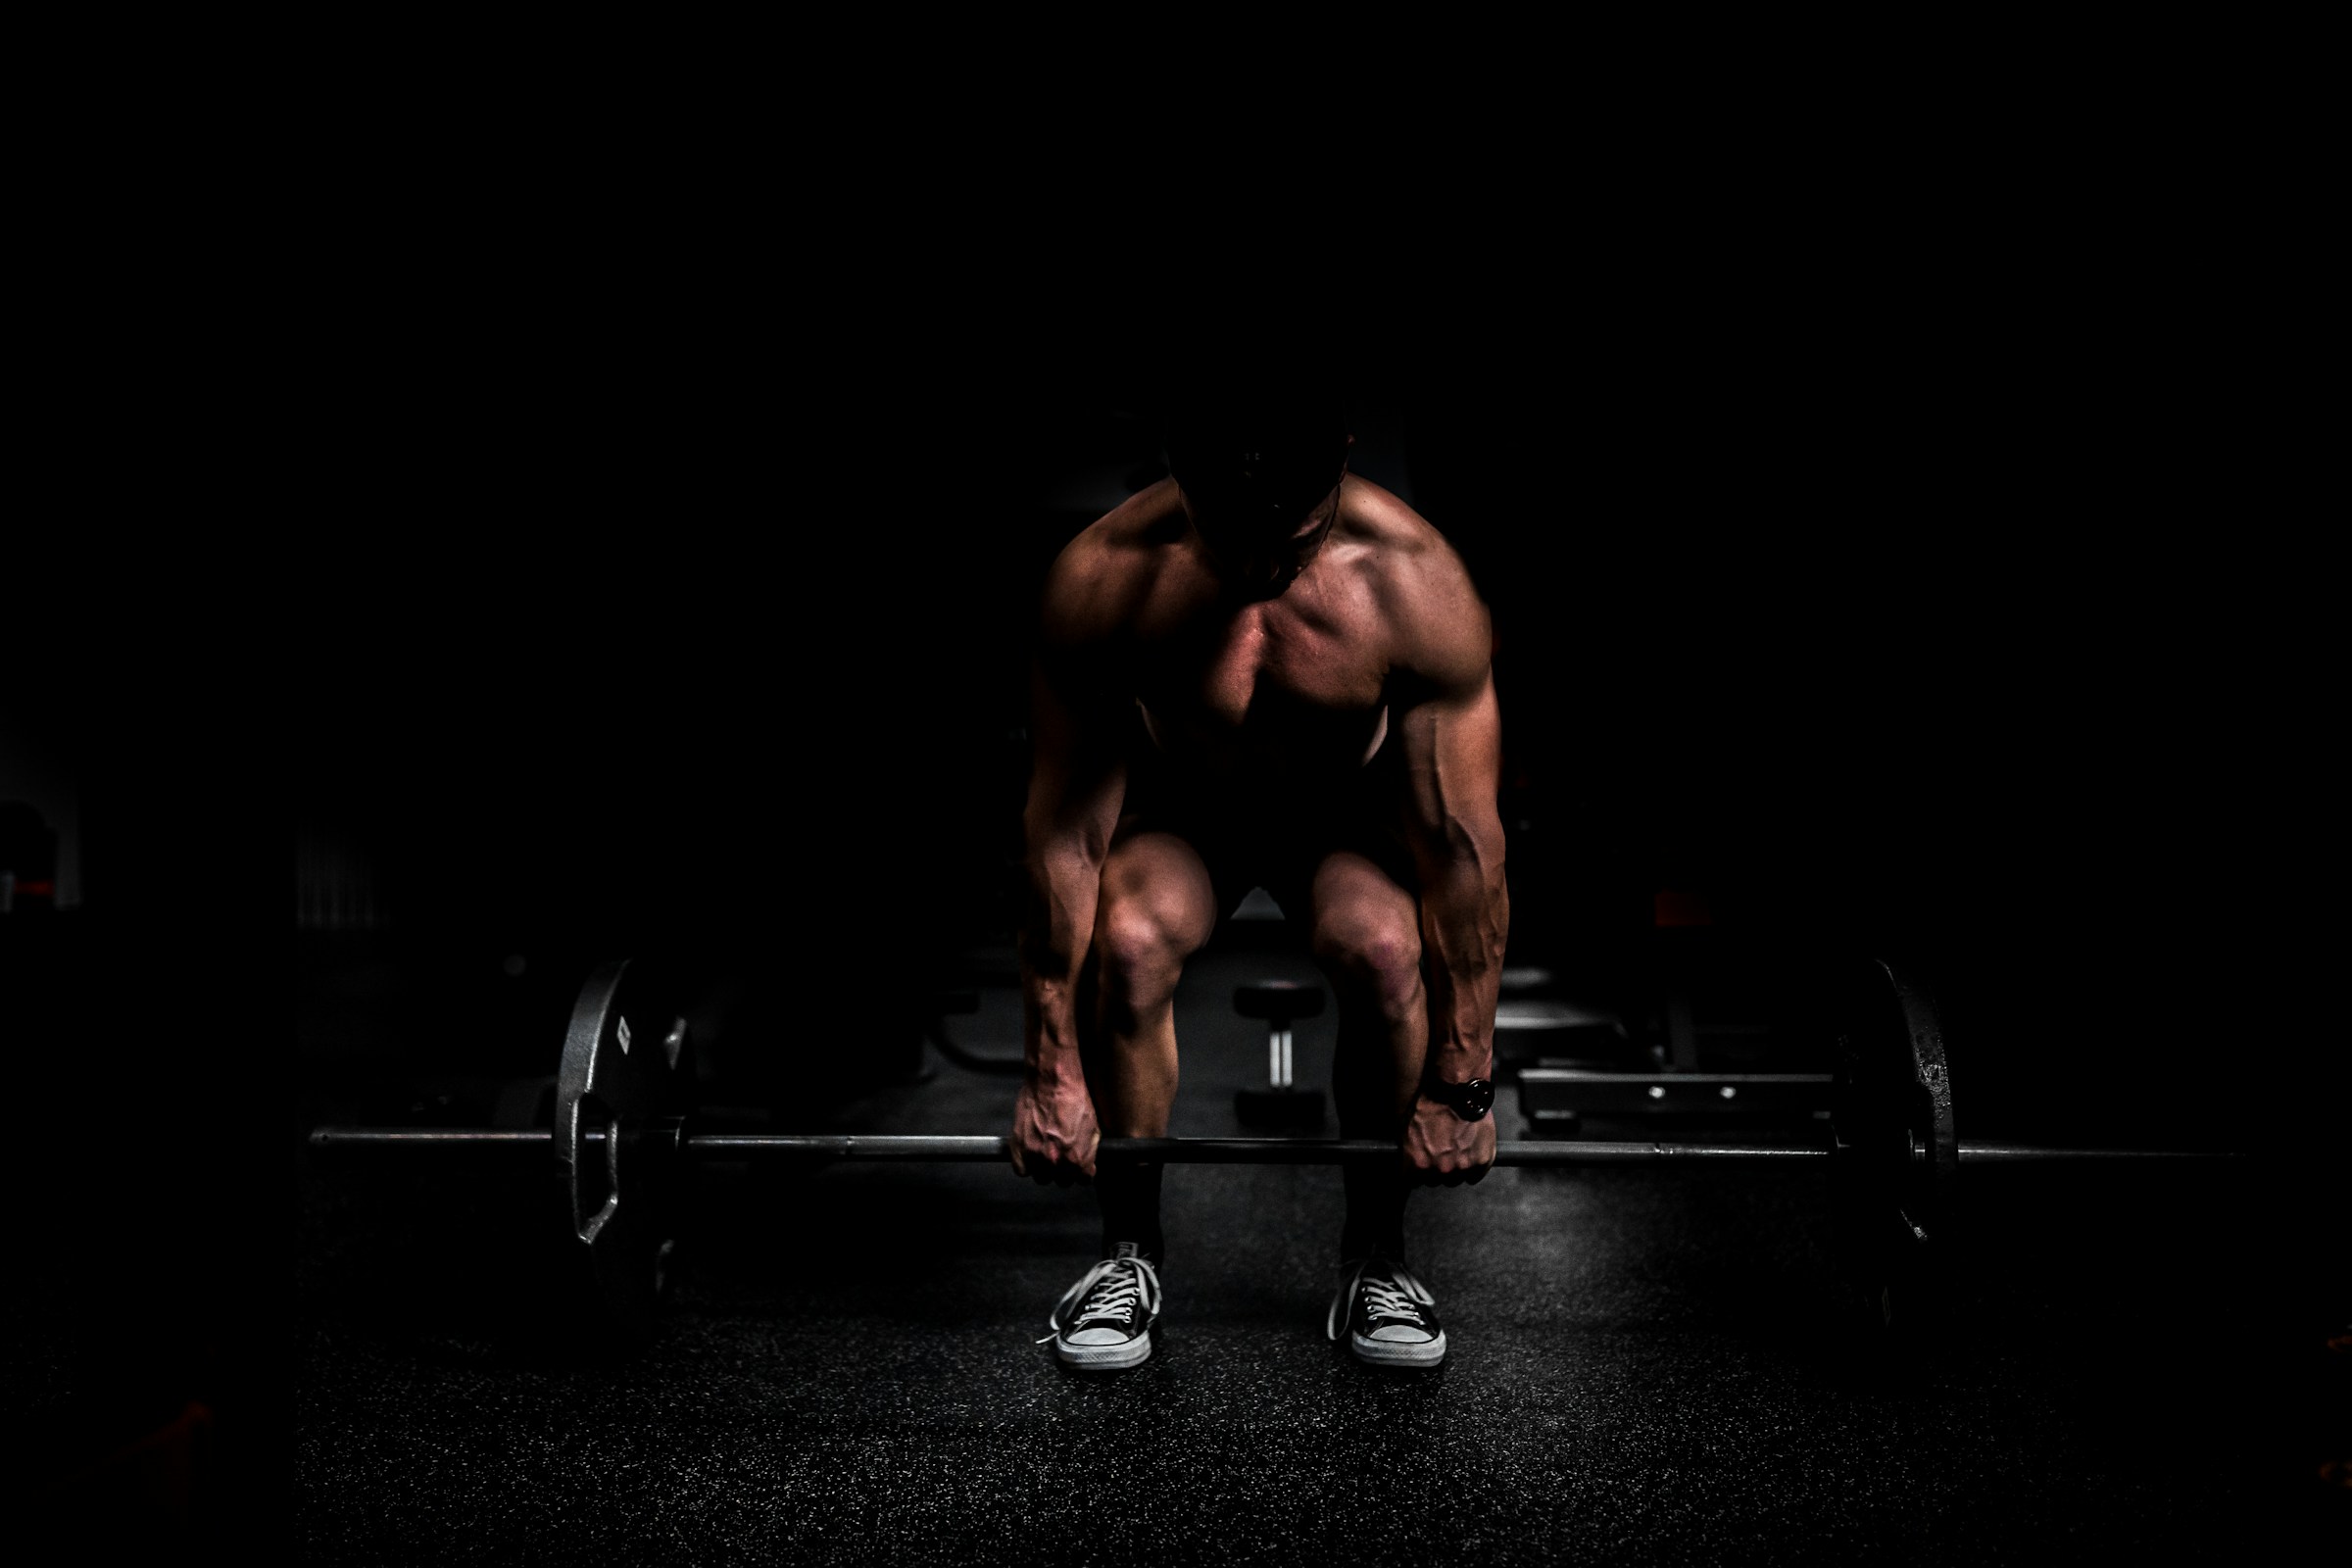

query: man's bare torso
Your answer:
[1044,475,1486,804]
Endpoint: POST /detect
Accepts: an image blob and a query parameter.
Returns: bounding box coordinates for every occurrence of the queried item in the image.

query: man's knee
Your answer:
[1094,896,1196,1017]
[1312,911,1424,1020]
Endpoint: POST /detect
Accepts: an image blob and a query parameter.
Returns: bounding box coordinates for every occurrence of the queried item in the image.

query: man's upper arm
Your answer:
[1389,549,1504,862]
[1024,542,1129,858]
[1026,653,1124,858]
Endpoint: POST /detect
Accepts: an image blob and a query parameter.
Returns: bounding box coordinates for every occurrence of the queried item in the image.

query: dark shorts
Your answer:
[1112,718,1421,926]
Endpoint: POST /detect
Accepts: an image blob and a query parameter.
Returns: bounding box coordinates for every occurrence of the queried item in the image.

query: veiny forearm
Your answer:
[1416,824,1509,1080]
[1018,837,1105,1081]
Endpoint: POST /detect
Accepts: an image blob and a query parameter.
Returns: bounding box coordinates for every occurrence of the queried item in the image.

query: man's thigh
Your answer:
[1095,827,1223,961]
[1301,849,1423,970]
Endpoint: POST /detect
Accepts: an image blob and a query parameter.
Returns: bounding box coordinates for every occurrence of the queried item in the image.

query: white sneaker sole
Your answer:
[1055,1332,1153,1370]
[1349,1330,1446,1368]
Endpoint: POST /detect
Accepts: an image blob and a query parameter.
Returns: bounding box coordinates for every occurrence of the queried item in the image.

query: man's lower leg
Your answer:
[1098,1158,1165,1267]
[1093,986,1180,1266]
[1340,1158,1408,1263]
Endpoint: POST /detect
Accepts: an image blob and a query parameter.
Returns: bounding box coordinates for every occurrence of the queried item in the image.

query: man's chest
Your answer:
[1129,600,1392,762]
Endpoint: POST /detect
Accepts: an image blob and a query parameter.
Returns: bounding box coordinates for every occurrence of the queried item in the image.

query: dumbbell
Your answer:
[1233,979,1326,1130]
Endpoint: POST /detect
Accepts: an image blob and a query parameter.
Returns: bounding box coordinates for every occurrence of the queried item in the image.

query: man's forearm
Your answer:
[1018,840,1103,1081]
[1416,844,1509,1080]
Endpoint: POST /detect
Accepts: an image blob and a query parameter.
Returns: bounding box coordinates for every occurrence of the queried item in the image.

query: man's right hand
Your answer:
[1009,1070,1101,1186]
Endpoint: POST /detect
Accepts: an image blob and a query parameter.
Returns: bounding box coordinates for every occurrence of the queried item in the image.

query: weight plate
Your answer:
[1829,956,1958,1341]
[556,958,695,1341]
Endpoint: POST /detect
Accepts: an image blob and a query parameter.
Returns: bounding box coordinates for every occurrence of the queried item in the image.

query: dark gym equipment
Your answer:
[1491,968,1645,1075]
[1518,1070,1834,1128]
[1828,956,1958,1334]
[557,959,697,1340]
[315,1129,1842,1162]
[1232,980,1326,1130]
[307,956,2241,1347]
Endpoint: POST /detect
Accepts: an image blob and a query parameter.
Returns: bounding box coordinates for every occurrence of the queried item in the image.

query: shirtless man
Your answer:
[1011,393,1508,1371]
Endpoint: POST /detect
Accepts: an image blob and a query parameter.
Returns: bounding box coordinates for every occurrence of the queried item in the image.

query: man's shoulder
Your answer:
[1039,479,1188,651]
[1338,479,1491,688]
[1340,478,1465,578]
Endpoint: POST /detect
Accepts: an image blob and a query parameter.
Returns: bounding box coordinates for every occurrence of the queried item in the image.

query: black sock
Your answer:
[1341,1160,1408,1264]
[1098,1159,1164,1267]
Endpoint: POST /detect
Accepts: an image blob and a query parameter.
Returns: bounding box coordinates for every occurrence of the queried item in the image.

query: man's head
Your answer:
[1163,393,1351,601]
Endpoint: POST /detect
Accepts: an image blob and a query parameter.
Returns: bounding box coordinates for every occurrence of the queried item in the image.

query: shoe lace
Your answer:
[1361,1275,1427,1328]
[1042,1255,1161,1342]
[1076,1264,1148,1326]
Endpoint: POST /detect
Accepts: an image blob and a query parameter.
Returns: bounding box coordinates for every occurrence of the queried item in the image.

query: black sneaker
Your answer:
[1327,1256,1446,1367]
[1047,1243,1161,1370]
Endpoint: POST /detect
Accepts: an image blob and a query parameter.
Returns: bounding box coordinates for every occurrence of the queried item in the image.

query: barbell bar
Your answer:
[304,955,2244,1348]
[307,1129,2233,1165]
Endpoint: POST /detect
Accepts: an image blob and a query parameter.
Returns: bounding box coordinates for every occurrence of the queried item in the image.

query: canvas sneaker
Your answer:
[1047,1243,1161,1370]
[1327,1256,1446,1367]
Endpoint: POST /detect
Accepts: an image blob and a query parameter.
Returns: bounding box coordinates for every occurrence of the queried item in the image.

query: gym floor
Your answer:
[295,946,2332,1564]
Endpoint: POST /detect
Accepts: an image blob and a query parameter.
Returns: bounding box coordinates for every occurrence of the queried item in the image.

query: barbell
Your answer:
[306,956,2238,1347]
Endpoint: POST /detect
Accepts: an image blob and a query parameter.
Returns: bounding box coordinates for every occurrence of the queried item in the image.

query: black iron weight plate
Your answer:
[556,957,695,1340]
[1829,956,1958,1338]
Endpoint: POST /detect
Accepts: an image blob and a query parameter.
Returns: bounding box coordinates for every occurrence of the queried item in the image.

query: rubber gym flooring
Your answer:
[295,946,2333,1564]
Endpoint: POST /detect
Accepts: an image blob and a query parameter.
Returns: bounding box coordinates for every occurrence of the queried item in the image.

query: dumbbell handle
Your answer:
[306,1129,2243,1164]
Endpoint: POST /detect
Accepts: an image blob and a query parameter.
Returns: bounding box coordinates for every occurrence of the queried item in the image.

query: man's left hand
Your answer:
[1400,1095,1496,1187]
